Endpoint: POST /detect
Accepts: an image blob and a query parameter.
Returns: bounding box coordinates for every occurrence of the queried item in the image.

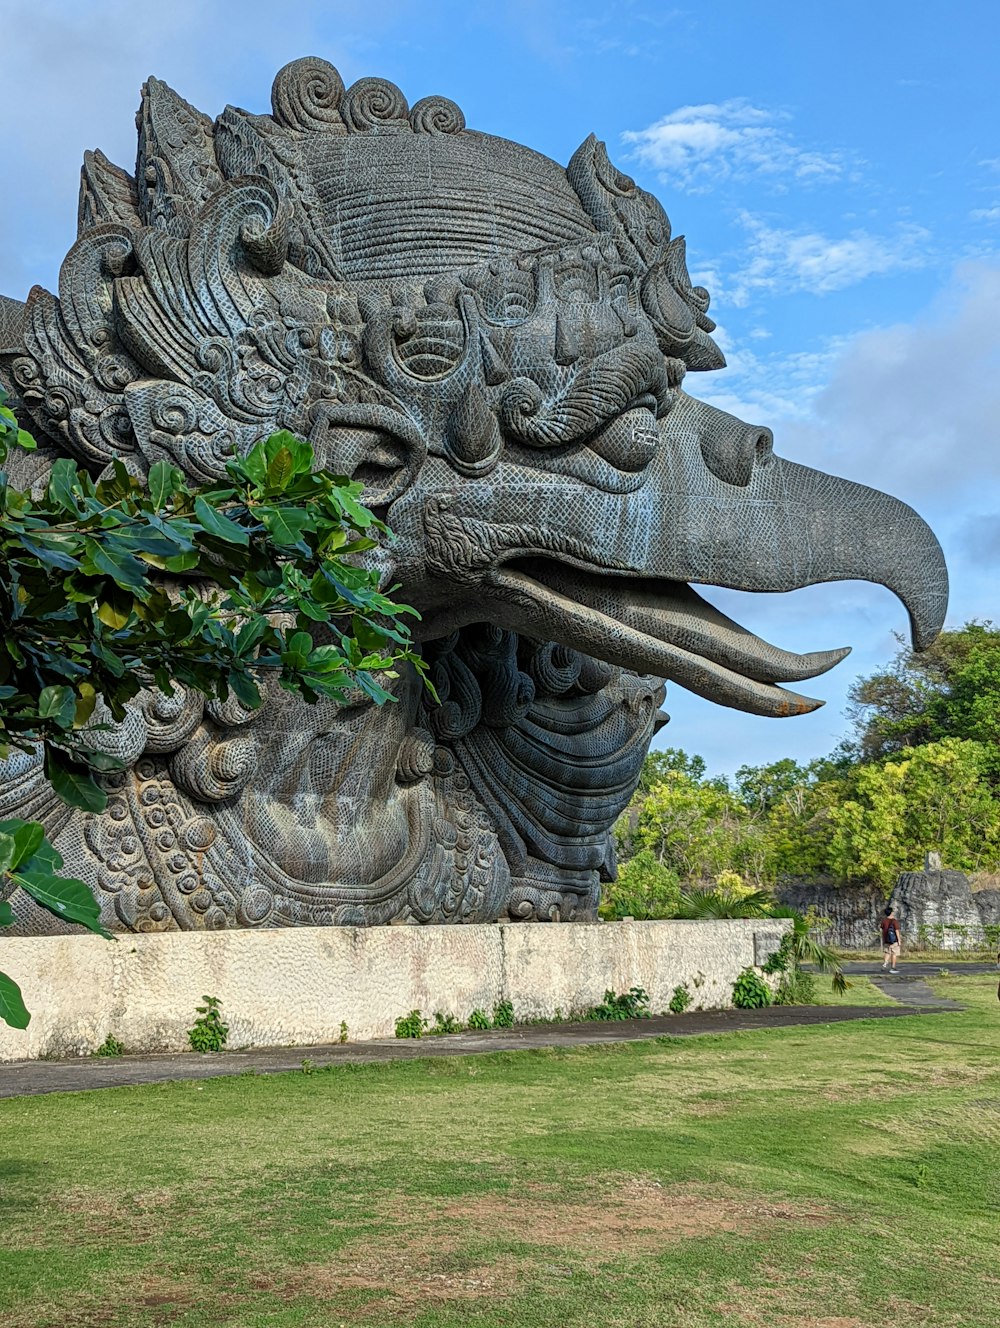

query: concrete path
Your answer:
[868,973,967,1008]
[839,960,997,976]
[0,1001,958,1099]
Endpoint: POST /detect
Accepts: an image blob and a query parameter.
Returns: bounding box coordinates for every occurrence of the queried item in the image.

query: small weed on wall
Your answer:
[187,995,228,1053]
[94,1034,124,1057]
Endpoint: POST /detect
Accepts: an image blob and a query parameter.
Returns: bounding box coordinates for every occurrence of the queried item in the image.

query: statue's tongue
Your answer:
[488,559,847,717]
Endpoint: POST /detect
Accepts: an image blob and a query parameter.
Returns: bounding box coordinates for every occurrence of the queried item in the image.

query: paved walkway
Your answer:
[839,960,997,976]
[0,1000,958,1099]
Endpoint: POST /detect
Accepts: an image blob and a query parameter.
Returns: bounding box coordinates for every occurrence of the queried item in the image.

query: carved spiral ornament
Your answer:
[270,57,346,131]
[409,96,466,135]
[340,78,410,133]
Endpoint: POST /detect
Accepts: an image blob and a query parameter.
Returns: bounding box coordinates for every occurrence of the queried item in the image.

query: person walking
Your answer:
[880,906,901,973]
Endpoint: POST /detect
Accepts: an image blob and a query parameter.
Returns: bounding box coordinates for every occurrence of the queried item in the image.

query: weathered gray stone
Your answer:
[0,58,948,932]
[779,872,1000,950]
[895,870,1000,950]
[776,880,885,950]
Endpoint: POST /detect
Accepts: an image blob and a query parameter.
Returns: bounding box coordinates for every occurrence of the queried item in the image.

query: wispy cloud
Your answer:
[621,98,847,192]
[971,206,1000,222]
[725,213,930,306]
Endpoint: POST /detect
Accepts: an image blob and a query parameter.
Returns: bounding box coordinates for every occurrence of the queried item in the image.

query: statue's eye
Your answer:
[609,275,634,308]
[555,268,596,303]
[481,271,534,324]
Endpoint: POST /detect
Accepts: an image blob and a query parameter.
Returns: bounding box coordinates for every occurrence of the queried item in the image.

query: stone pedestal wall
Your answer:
[0,918,788,1062]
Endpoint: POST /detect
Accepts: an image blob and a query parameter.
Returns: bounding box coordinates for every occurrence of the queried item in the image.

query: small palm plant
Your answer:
[768,906,849,995]
[674,885,773,919]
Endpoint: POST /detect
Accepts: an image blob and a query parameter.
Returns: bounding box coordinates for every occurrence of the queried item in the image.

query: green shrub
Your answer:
[468,1008,491,1030]
[187,995,228,1053]
[430,1012,462,1035]
[338,1020,348,1044]
[491,999,515,1028]
[588,986,650,1021]
[394,1009,427,1039]
[731,968,772,1009]
[668,983,692,1014]
[94,1034,124,1058]
[774,967,816,1005]
[601,849,681,920]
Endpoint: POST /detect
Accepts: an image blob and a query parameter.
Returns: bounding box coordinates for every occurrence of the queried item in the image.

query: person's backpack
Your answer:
[886,920,898,944]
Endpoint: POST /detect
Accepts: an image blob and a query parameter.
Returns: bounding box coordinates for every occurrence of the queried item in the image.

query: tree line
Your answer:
[607,622,1000,919]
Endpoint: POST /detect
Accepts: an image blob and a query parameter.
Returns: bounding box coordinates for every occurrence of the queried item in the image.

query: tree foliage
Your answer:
[0,388,425,1027]
[612,626,1000,914]
[845,622,1000,775]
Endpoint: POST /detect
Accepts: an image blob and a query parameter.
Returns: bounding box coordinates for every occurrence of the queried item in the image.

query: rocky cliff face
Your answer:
[777,872,1000,951]
[775,881,884,950]
[895,871,1000,951]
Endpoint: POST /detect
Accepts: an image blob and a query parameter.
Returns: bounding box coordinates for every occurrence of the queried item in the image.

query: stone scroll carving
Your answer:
[0,59,948,931]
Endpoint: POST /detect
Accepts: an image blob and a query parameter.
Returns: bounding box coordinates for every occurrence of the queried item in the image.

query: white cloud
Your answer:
[621,98,847,193]
[972,207,1000,222]
[725,213,930,306]
[776,260,1000,505]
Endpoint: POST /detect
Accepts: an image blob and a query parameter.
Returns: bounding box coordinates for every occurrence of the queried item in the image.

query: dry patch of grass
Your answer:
[272,1177,833,1318]
[8,1276,195,1328]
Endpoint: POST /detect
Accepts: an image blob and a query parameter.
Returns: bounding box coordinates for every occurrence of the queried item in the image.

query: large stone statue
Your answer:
[0,59,948,932]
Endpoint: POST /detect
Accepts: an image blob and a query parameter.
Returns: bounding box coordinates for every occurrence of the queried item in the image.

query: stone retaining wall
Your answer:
[0,918,788,1062]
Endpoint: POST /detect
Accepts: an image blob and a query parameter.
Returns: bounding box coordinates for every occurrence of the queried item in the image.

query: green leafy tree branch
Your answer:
[0,387,427,1028]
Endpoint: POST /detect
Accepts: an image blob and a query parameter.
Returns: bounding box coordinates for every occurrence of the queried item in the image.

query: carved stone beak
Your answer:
[648,397,949,653]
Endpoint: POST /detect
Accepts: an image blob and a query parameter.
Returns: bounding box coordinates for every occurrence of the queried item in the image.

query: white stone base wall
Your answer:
[0,918,788,1062]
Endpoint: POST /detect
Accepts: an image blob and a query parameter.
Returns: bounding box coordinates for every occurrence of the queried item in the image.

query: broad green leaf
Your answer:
[83,751,125,773]
[0,971,30,1030]
[0,820,44,871]
[84,537,148,590]
[96,584,134,630]
[43,747,108,813]
[38,685,77,730]
[260,506,312,547]
[265,446,294,490]
[148,460,182,511]
[235,617,270,659]
[0,832,15,875]
[47,457,84,513]
[0,900,15,927]
[164,549,201,573]
[16,428,37,451]
[16,534,80,572]
[74,682,97,728]
[14,870,110,937]
[194,495,249,546]
[232,444,268,488]
[229,670,263,711]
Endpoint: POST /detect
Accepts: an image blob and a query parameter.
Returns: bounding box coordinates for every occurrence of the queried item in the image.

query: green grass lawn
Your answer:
[2,975,998,1327]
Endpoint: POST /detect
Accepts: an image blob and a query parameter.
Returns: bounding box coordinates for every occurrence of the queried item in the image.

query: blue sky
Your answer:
[2,0,999,776]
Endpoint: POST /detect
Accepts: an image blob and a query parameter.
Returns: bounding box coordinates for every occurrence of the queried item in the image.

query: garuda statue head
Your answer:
[0,58,947,932]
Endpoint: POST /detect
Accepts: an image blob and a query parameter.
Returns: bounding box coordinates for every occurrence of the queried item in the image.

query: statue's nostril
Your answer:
[755,427,774,462]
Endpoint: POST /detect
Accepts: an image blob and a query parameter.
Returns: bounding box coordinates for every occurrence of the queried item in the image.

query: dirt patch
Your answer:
[46,1186,178,1245]
[10,1277,194,1328]
[278,1177,833,1319]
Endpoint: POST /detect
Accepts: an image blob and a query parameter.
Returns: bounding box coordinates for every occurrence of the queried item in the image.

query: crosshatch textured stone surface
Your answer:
[0,918,789,1060]
[0,58,948,933]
